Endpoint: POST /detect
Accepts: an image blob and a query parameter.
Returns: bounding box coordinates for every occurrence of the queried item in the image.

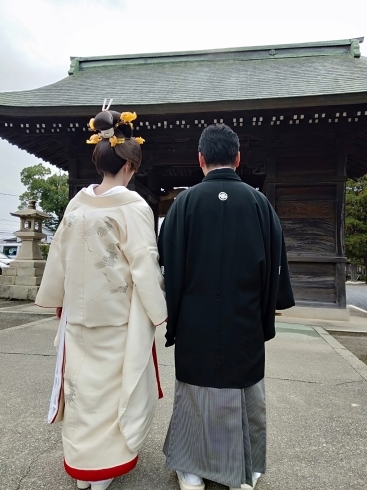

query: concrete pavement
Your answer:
[346,282,367,312]
[0,304,366,490]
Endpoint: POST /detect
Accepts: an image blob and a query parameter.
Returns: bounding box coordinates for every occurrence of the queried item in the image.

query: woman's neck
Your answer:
[94,166,134,195]
[94,174,124,195]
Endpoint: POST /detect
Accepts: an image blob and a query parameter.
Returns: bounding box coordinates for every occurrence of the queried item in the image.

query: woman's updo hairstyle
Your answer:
[86,100,145,176]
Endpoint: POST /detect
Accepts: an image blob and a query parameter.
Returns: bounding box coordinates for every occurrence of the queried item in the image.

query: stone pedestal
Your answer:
[0,200,50,300]
[0,260,46,301]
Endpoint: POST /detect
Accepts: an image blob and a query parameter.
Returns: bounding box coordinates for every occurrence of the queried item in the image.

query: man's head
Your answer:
[198,124,240,174]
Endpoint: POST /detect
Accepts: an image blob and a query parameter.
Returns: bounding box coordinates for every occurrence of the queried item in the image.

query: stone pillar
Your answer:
[0,200,50,301]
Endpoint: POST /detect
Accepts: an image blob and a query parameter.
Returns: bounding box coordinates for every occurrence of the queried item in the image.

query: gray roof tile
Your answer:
[1,40,367,110]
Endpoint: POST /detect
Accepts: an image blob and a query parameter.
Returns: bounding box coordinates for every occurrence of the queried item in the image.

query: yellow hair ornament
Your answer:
[135,137,145,145]
[86,134,102,144]
[109,136,125,147]
[120,112,137,123]
[88,118,96,131]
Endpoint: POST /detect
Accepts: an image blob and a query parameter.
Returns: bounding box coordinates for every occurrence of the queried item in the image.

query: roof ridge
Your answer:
[68,38,364,74]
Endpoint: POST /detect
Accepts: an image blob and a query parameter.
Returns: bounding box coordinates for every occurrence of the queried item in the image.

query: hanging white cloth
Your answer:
[48,307,67,423]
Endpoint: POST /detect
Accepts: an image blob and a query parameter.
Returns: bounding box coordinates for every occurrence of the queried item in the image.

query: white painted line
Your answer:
[0,302,35,310]
[0,310,54,315]
[347,304,367,315]
[0,316,57,334]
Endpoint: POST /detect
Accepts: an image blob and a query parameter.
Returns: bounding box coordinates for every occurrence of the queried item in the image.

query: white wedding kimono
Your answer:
[36,185,167,482]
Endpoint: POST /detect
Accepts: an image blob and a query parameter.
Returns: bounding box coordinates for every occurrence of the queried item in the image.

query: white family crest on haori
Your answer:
[218,192,228,201]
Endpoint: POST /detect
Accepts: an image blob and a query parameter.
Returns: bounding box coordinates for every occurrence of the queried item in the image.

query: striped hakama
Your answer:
[163,379,266,488]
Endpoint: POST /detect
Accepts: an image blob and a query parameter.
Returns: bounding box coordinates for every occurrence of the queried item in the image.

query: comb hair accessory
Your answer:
[100,127,115,138]
[109,136,125,147]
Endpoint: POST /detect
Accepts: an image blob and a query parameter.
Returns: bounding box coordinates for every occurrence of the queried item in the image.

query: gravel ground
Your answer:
[330,331,367,365]
[346,283,367,311]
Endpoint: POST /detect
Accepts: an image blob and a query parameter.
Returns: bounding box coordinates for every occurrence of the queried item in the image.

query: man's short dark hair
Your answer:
[198,124,240,167]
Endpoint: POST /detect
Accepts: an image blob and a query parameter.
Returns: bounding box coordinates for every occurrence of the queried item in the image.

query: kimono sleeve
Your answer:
[260,200,295,341]
[35,234,65,308]
[35,197,79,308]
[276,234,295,310]
[121,200,167,327]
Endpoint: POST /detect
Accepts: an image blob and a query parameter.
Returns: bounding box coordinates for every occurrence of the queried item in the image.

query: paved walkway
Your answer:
[346,281,367,312]
[0,304,366,490]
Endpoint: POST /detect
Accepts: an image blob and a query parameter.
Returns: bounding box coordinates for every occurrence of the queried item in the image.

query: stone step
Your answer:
[0,285,41,301]
[0,276,15,285]
[14,276,43,287]
[3,267,45,277]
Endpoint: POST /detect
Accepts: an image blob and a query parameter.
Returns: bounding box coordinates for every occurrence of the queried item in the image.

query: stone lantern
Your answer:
[0,200,51,301]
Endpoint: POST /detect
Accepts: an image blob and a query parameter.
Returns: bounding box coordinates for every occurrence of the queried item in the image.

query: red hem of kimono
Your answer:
[152,341,163,399]
[64,455,138,480]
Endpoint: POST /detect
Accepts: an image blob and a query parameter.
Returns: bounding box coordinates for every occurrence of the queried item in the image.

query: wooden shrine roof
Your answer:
[0,38,367,116]
[1,38,367,182]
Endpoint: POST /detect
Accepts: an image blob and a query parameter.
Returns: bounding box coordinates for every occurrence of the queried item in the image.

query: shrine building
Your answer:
[1,38,367,319]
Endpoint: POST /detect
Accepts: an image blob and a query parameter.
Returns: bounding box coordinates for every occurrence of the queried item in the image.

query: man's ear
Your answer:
[198,152,206,168]
[233,151,240,169]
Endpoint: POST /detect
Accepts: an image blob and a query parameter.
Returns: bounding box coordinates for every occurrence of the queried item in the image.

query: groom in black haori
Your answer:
[158,124,295,490]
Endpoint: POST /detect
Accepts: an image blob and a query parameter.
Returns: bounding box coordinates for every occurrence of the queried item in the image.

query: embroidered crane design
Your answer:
[86,218,113,238]
[95,244,118,269]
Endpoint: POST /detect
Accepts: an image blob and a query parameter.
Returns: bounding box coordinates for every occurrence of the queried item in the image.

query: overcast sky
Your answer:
[0,0,366,237]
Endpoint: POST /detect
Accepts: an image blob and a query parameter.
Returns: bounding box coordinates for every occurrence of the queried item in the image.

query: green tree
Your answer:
[19,163,69,231]
[345,175,367,281]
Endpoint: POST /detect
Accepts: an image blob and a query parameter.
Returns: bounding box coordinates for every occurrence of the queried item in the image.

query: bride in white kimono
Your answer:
[36,106,167,490]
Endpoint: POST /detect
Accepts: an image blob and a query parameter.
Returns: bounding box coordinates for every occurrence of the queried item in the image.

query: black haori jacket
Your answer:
[158,168,295,389]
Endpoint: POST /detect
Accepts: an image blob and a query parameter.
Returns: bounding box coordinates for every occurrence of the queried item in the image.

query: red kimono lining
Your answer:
[64,455,138,481]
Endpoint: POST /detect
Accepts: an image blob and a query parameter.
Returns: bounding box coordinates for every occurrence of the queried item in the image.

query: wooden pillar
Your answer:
[128,177,160,233]
[263,140,347,311]
[67,148,78,200]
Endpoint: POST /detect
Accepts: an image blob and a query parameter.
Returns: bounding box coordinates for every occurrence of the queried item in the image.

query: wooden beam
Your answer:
[2,93,367,118]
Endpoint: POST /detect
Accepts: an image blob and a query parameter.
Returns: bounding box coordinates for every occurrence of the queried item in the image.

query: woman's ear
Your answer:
[124,161,135,174]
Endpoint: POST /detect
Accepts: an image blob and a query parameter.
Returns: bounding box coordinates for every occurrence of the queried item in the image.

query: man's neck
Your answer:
[206,165,235,175]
